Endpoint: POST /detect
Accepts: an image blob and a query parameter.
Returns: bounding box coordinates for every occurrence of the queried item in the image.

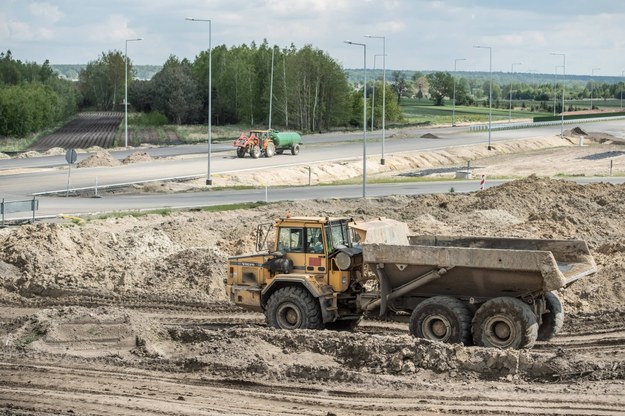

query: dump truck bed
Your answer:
[361,235,596,300]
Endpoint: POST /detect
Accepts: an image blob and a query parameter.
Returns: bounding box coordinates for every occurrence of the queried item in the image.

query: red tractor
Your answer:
[233,129,301,159]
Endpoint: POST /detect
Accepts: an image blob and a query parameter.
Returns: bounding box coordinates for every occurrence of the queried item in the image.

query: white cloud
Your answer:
[28,2,64,23]
[86,14,139,42]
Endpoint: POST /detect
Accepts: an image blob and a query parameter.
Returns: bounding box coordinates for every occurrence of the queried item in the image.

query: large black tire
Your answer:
[537,292,564,341]
[472,297,538,349]
[265,287,323,330]
[290,144,300,155]
[275,149,284,155]
[250,145,261,159]
[409,296,472,345]
[236,147,246,158]
[265,142,275,158]
[325,317,362,332]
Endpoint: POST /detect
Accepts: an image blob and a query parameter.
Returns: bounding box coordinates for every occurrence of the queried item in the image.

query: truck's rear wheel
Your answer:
[266,287,323,330]
[409,296,472,344]
[537,292,564,341]
[472,297,538,349]
[236,147,246,158]
[265,142,275,158]
[290,144,300,155]
[250,145,260,159]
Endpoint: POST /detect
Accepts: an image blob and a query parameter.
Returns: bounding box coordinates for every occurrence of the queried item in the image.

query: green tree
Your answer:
[150,56,201,124]
[426,71,453,106]
[391,71,409,104]
[79,50,130,110]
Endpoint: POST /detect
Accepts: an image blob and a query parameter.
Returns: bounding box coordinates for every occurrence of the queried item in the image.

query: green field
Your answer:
[401,99,552,124]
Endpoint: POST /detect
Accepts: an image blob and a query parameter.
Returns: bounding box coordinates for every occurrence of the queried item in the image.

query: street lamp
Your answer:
[453,58,466,127]
[124,37,142,148]
[364,34,386,165]
[553,65,562,116]
[621,71,625,110]
[590,67,600,110]
[550,52,566,137]
[474,45,493,150]
[344,40,367,197]
[186,17,213,186]
[371,54,386,133]
[509,62,521,122]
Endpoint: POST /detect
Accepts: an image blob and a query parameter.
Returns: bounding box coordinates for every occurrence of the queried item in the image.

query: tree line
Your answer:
[126,41,402,131]
[389,70,625,110]
[0,50,80,137]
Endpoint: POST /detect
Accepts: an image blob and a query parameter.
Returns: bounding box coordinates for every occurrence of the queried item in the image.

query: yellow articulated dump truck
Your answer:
[226,217,596,349]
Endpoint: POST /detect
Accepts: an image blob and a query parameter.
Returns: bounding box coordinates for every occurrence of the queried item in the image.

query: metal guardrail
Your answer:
[469,115,625,132]
[1,197,39,226]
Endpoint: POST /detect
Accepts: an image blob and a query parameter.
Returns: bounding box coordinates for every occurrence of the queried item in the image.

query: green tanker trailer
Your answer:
[234,129,302,158]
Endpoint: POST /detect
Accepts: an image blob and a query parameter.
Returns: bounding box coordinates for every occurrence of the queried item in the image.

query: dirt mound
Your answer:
[10,305,620,383]
[1,176,625,314]
[122,151,153,164]
[0,152,11,159]
[570,127,588,135]
[44,147,66,156]
[9,306,169,357]
[16,150,41,158]
[0,220,228,303]
[76,150,121,168]
[420,133,440,139]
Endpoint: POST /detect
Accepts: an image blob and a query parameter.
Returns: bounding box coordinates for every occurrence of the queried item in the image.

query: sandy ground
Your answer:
[2,128,625,415]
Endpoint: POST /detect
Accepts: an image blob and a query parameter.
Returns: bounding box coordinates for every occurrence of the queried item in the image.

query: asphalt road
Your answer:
[1,118,625,219]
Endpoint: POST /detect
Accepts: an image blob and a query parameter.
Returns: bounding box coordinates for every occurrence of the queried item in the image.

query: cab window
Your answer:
[277,228,304,252]
[306,228,324,254]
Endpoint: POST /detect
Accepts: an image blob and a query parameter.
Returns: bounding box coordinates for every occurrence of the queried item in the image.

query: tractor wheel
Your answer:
[236,147,246,158]
[409,296,472,345]
[265,286,323,330]
[265,142,276,158]
[325,317,362,332]
[290,144,300,155]
[250,145,261,159]
[472,297,538,349]
[537,292,564,341]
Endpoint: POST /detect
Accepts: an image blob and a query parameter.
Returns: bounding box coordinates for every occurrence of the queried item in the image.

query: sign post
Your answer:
[65,149,77,197]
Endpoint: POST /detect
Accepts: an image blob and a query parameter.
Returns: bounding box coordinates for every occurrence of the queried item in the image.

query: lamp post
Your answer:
[364,34,385,165]
[553,65,562,116]
[452,58,466,126]
[474,45,493,150]
[508,62,521,122]
[371,54,386,133]
[621,71,625,110]
[124,37,142,148]
[590,67,600,110]
[344,40,367,197]
[186,17,213,185]
[550,53,566,137]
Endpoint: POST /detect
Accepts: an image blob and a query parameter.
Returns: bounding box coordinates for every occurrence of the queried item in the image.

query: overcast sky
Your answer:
[2,0,624,76]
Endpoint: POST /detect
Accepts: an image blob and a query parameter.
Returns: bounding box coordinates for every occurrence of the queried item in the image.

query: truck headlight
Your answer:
[335,251,352,270]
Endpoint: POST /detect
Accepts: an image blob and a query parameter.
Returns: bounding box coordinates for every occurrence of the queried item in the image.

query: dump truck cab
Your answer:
[226,217,364,329]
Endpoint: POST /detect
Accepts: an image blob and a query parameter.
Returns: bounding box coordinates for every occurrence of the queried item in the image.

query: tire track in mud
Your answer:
[0,360,623,416]
[4,299,625,355]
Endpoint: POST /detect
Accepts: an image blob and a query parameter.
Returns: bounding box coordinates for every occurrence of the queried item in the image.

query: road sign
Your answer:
[65,148,77,165]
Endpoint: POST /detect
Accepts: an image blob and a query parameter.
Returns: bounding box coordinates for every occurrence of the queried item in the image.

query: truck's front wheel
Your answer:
[472,297,538,349]
[409,296,472,344]
[266,287,323,330]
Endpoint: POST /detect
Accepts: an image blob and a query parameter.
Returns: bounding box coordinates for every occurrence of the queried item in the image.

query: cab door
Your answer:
[305,227,327,275]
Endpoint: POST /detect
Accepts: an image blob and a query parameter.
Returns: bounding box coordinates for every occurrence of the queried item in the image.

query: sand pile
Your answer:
[122,151,153,164]
[77,150,121,168]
